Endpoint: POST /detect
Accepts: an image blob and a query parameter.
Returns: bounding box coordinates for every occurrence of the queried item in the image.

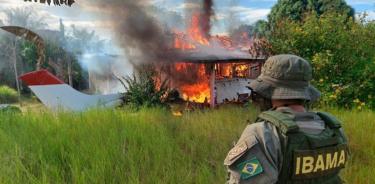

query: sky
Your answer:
[0,0,374,40]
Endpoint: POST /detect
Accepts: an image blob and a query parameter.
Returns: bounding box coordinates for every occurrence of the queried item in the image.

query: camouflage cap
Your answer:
[249,54,321,102]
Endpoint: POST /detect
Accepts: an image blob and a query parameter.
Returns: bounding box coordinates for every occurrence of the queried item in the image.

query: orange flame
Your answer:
[174,63,210,103]
[171,13,212,103]
[188,13,209,46]
[234,64,249,77]
[170,13,254,103]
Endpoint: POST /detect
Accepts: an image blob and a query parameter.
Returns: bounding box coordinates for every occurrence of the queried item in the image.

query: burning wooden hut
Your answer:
[154,13,268,108]
[159,49,265,108]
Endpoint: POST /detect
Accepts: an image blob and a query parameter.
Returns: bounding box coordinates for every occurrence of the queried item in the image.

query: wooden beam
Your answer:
[209,64,215,108]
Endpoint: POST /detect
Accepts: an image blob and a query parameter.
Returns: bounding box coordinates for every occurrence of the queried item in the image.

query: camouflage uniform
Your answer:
[224,55,349,184]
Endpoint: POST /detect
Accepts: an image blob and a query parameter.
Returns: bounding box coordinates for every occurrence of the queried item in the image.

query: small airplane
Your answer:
[19,70,124,111]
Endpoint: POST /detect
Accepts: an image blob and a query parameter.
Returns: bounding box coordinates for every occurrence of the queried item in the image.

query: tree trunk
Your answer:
[67,57,73,86]
[209,64,215,108]
[12,39,21,105]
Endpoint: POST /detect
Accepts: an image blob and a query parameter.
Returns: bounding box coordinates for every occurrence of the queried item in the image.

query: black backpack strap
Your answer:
[257,111,299,134]
[316,112,342,129]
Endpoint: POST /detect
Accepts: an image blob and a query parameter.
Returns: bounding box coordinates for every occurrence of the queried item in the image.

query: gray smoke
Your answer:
[89,0,179,65]
[202,0,214,38]
[85,0,255,92]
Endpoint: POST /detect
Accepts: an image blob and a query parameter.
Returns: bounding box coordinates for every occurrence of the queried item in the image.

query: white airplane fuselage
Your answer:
[20,70,124,111]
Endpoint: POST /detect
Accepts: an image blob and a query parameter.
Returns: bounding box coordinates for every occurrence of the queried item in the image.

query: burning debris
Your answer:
[86,0,266,107]
[161,10,265,106]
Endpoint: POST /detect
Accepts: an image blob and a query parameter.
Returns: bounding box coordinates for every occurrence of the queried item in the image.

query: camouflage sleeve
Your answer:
[224,122,282,184]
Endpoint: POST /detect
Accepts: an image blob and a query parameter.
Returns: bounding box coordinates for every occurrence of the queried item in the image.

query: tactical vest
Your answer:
[257,111,349,184]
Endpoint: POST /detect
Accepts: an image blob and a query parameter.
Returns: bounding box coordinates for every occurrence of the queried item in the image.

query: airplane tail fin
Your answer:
[20,70,124,111]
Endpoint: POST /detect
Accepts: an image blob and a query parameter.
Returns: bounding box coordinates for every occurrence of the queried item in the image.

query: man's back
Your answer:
[224,107,349,184]
[225,55,349,184]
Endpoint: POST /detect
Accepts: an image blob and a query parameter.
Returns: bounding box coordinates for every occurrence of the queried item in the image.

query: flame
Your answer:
[217,63,232,78]
[174,63,210,103]
[171,12,212,103]
[174,32,196,50]
[172,111,183,117]
[170,13,255,104]
[173,13,210,50]
[234,64,249,77]
[181,83,210,103]
[188,13,209,46]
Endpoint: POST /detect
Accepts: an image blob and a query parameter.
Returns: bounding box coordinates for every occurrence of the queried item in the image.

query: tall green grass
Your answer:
[327,109,375,184]
[0,107,373,183]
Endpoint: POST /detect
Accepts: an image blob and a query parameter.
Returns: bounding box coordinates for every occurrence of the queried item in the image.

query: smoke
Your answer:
[88,0,178,65]
[201,0,214,38]
[86,0,218,66]
[226,0,242,34]
[83,0,253,96]
[184,0,215,38]
[85,0,217,86]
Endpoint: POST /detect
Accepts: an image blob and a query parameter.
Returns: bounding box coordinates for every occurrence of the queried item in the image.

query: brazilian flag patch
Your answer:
[236,157,263,180]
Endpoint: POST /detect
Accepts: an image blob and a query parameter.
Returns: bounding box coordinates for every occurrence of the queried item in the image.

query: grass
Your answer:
[0,106,373,183]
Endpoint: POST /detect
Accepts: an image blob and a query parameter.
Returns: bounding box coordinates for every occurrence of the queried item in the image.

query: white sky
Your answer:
[0,0,374,40]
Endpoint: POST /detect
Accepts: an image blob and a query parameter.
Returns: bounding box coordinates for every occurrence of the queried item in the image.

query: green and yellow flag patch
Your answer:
[237,157,263,180]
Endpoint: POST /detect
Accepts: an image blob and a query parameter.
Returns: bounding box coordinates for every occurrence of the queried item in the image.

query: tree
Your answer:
[3,8,46,29]
[269,12,375,109]
[253,20,269,37]
[0,8,89,92]
[0,8,46,95]
[268,0,354,29]
[66,25,104,54]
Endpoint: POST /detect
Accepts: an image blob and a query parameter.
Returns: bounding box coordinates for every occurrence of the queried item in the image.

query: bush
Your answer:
[119,65,170,109]
[268,12,375,109]
[0,86,18,104]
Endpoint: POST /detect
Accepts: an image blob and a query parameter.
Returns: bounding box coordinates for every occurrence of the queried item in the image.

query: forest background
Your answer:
[0,0,374,109]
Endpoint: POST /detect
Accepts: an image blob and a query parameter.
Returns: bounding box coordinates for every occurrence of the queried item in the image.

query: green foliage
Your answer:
[253,20,269,37]
[0,86,18,104]
[0,105,21,113]
[269,12,375,109]
[268,0,354,27]
[121,65,169,109]
[20,41,38,70]
[0,107,373,183]
[0,8,99,92]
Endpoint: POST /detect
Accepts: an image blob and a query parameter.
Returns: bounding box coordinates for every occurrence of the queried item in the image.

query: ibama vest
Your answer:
[257,111,349,184]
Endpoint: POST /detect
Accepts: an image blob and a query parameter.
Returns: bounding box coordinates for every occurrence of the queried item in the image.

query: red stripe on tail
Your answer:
[19,70,65,86]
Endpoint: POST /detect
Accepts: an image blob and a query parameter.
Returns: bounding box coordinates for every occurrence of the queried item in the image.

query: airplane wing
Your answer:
[19,70,124,111]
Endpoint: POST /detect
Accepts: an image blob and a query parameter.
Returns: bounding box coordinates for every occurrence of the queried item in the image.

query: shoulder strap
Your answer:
[257,111,299,134]
[316,112,342,129]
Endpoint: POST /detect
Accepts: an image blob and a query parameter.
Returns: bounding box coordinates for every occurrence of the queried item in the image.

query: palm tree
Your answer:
[0,8,46,99]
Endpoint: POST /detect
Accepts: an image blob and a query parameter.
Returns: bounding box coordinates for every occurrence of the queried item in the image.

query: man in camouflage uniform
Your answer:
[224,55,349,184]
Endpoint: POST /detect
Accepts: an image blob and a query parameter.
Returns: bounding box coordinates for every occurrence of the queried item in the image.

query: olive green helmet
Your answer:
[249,54,321,102]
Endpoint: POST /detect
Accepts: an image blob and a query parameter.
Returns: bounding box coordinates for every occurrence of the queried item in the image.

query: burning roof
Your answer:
[176,48,265,63]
